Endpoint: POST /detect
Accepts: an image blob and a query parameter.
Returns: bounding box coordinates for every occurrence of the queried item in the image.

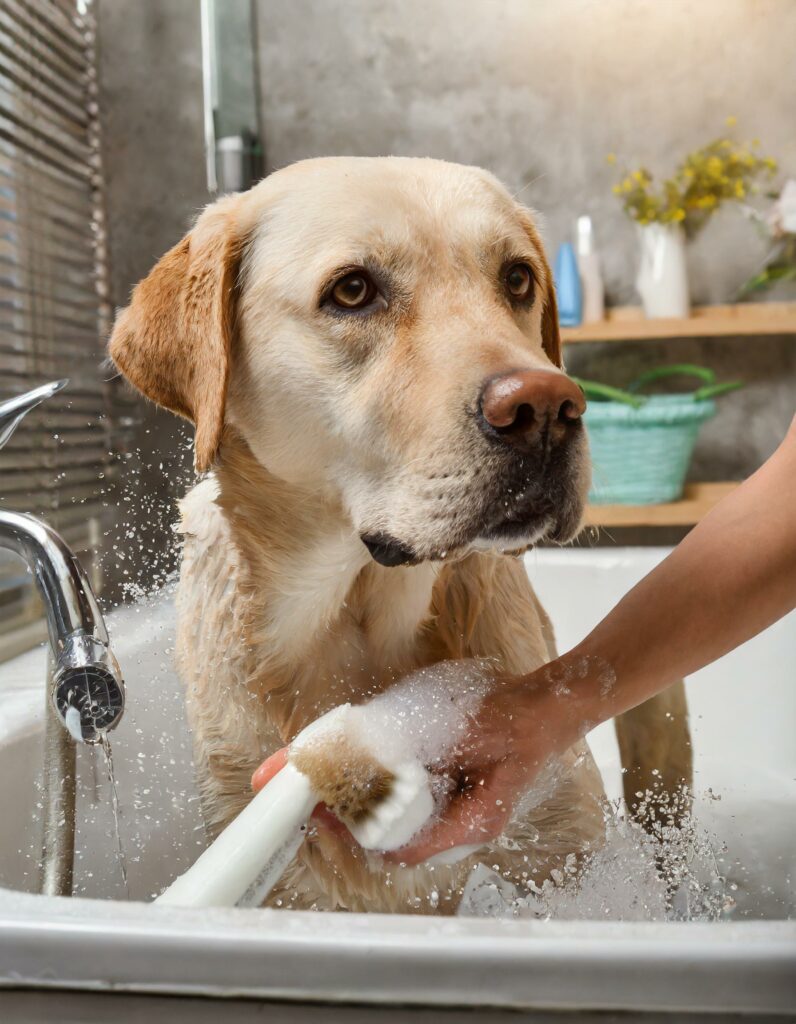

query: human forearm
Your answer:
[542,416,796,736]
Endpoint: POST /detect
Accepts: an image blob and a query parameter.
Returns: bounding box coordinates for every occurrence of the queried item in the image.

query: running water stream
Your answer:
[99,734,129,897]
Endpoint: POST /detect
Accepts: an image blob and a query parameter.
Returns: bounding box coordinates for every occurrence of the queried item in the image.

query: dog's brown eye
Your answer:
[331,272,375,309]
[505,262,534,301]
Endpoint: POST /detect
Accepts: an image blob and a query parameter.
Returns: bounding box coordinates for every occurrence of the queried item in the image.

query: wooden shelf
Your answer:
[584,481,738,528]
[562,302,796,344]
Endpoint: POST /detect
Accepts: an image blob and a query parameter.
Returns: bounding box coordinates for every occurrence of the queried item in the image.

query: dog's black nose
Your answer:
[478,369,585,450]
[361,533,416,567]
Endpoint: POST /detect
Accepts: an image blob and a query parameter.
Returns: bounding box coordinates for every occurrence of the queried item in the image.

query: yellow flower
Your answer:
[611,123,777,232]
[725,115,738,127]
[606,153,617,165]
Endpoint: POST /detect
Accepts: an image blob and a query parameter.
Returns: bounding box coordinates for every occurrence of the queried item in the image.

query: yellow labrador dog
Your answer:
[110,157,690,913]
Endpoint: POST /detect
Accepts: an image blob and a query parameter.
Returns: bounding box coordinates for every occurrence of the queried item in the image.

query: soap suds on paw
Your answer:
[287,660,495,851]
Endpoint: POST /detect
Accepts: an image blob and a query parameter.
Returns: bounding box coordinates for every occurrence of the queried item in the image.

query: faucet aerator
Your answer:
[52,637,125,744]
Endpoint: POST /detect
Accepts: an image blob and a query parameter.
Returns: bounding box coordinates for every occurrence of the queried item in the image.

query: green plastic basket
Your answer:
[585,394,716,505]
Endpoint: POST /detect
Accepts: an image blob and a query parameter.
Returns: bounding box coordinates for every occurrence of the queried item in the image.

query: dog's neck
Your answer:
[211,431,438,697]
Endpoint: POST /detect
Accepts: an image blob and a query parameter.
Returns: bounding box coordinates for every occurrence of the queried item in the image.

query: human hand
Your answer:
[385,672,581,865]
[250,663,592,865]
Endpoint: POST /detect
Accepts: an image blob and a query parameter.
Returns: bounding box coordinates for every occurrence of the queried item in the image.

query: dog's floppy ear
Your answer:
[515,206,563,368]
[539,259,563,369]
[109,196,246,472]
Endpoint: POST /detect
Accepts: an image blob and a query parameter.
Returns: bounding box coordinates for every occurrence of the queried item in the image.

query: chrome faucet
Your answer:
[1,380,126,896]
[0,380,125,743]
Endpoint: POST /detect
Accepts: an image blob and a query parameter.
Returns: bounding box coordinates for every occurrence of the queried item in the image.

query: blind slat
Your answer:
[0,331,105,354]
[0,106,93,175]
[0,120,91,185]
[0,136,90,200]
[0,395,109,417]
[0,74,88,148]
[0,77,92,154]
[0,16,86,113]
[0,232,97,276]
[0,275,103,311]
[0,327,105,354]
[0,216,97,261]
[0,42,89,125]
[0,172,95,228]
[0,252,97,293]
[0,300,100,334]
[11,0,89,55]
[1,2,89,76]
[0,446,109,472]
[0,188,96,230]
[0,154,95,215]
[0,260,98,299]
[6,0,91,61]
[1,413,110,434]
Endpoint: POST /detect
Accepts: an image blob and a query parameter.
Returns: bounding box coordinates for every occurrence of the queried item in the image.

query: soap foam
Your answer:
[347,659,494,772]
[288,660,495,852]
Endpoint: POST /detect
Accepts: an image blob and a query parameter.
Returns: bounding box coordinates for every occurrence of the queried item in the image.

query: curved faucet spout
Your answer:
[0,511,125,743]
[0,511,108,647]
[0,380,124,744]
[0,378,68,450]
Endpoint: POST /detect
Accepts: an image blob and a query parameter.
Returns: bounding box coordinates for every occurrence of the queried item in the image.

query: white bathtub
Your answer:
[0,547,793,1019]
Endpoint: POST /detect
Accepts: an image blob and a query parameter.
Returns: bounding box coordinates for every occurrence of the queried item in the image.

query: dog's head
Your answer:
[110,157,590,565]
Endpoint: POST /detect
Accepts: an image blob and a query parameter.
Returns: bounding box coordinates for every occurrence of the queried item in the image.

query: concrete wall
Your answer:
[254,0,796,306]
[96,0,795,564]
[97,0,208,597]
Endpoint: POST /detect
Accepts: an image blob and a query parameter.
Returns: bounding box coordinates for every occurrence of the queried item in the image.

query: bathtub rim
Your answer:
[0,889,794,1014]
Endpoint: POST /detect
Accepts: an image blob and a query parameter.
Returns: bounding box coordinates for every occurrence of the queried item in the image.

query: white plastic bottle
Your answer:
[575,216,605,324]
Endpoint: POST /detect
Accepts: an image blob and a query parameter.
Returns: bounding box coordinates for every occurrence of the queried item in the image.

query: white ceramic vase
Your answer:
[635,223,690,318]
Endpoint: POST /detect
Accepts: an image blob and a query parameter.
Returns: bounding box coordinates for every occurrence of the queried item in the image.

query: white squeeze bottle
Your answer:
[575,215,605,324]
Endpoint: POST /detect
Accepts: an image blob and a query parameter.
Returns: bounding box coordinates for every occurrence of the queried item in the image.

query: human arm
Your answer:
[393,415,796,863]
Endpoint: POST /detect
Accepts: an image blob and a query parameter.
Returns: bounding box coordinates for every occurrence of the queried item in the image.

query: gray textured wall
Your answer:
[97,0,795,566]
[254,0,796,305]
[99,1,207,300]
[98,0,207,597]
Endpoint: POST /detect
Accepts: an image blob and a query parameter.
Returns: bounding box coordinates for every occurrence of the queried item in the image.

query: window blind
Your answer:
[0,0,112,659]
